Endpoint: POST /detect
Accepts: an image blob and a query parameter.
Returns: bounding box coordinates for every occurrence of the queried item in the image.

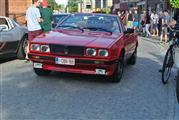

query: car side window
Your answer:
[0,18,9,31]
[117,17,123,33]
[112,21,120,34]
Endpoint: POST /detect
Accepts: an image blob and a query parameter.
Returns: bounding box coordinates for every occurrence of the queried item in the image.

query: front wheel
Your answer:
[176,70,179,103]
[17,35,28,59]
[34,68,51,76]
[127,48,137,65]
[161,47,174,84]
[108,55,124,82]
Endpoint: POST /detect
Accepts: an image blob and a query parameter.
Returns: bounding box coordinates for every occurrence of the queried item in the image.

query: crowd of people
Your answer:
[118,9,176,43]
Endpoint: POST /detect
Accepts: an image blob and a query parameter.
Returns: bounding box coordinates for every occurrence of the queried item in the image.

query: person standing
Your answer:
[26,0,43,41]
[133,10,139,31]
[145,11,151,37]
[40,0,53,32]
[126,10,134,29]
[25,0,43,59]
[158,11,163,37]
[160,10,170,43]
[151,11,159,36]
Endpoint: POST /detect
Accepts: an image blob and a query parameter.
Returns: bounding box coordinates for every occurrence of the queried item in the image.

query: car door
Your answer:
[0,17,19,54]
[118,18,132,59]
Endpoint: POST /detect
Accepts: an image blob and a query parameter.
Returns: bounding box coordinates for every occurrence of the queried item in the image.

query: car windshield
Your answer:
[57,14,121,34]
[53,15,69,23]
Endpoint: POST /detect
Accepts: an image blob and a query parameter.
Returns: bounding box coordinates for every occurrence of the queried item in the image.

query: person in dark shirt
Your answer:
[173,9,179,28]
[173,8,179,39]
[158,11,163,37]
[145,12,151,37]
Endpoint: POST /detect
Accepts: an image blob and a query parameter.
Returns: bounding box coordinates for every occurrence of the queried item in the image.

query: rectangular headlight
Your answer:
[86,48,96,56]
[41,45,50,52]
[98,49,108,57]
[31,44,40,51]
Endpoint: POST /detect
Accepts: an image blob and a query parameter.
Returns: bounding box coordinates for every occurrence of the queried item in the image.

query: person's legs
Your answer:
[26,30,42,59]
[160,28,164,42]
[146,24,151,37]
[160,34,163,42]
[152,24,155,36]
[164,27,168,42]
[154,24,158,36]
[156,27,159,36]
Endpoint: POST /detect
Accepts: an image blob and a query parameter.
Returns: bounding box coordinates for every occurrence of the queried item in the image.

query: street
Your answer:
[0,37,178,120]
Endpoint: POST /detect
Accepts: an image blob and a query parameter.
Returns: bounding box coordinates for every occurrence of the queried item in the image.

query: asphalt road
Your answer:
[0,37,178,120]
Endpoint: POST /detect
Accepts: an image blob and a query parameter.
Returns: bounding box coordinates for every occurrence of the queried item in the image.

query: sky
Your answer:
[55,0,68,6]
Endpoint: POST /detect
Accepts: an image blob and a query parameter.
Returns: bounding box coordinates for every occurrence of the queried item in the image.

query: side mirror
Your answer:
[0,24,8,32]
[124,28,134,34]
[52,23,57,28]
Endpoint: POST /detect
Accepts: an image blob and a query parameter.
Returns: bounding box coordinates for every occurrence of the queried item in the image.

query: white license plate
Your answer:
[33,63,42,68]
[55,57,75,65]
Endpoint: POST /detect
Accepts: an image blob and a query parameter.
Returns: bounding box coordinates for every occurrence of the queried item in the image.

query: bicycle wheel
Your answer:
[161,47,174,84]
[176,70,179,103]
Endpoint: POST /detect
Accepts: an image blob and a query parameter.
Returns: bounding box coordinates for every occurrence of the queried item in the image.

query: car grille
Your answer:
[50,44,85,56]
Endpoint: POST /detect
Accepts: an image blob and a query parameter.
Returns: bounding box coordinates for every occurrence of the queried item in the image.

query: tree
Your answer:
[47,0,61,10]
[170,0,179,8]
[67,0,81,13]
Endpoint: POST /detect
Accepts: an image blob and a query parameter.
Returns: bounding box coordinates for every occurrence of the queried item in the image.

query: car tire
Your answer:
[127,48,137,65]
[17,35,28,60]
[108,55,124,83]
[34,68,51,76]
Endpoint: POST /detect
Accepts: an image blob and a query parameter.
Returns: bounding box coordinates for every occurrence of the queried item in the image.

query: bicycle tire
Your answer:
[161,47,174,84]
[176,70,179,103]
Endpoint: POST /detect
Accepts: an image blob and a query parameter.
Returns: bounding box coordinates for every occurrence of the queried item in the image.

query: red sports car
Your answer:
[28,13,138,82]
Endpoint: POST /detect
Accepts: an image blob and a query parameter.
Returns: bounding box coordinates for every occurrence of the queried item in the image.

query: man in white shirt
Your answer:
[25,0,43,59]
[26,0,43,41]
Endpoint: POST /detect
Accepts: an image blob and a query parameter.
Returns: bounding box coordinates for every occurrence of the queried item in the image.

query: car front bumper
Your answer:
[28,53,118,76]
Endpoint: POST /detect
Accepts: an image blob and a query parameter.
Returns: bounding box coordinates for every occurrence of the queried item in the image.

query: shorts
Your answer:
[162,27,168,35]
[153,24,158,29]
[133,22,139,28]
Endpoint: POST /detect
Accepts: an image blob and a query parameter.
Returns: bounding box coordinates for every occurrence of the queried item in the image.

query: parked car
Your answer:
[28,13,138,82]
[0,16,28,59]
[52,13,70,28]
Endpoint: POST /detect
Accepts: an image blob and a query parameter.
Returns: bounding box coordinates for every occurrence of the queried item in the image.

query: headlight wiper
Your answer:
[59,25,84,32]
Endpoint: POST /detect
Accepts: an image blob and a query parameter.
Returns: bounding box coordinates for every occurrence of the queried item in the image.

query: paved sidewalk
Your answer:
[139,36,179,120]
[139,36,169,55]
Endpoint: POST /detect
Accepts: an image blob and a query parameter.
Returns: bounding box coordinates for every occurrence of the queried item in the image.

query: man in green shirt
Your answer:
[40,0,53,32]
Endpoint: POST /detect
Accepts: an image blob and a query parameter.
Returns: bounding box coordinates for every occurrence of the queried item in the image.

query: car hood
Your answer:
[32,30,121,48]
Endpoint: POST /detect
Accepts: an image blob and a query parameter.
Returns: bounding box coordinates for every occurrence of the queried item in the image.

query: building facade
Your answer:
[0,0,32,25]
[79,0,113,13]
[112,0,170,14]
[0,0,6,16]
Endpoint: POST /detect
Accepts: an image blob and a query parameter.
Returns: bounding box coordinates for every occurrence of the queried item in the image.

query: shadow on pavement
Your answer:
[0,54,16,64]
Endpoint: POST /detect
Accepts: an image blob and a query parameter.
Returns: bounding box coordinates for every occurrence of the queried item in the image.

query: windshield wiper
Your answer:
[85,27,112,34]
[59,25,84,32]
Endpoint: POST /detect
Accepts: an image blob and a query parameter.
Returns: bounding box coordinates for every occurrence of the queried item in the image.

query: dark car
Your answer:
[0,16,28,59]
[28,13,138,82]
[52,13,69,28]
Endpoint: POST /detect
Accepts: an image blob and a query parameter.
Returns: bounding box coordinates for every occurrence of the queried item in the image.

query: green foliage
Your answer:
[170,0,179,8]
[67,0,80,13]
[47,0,61,10]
